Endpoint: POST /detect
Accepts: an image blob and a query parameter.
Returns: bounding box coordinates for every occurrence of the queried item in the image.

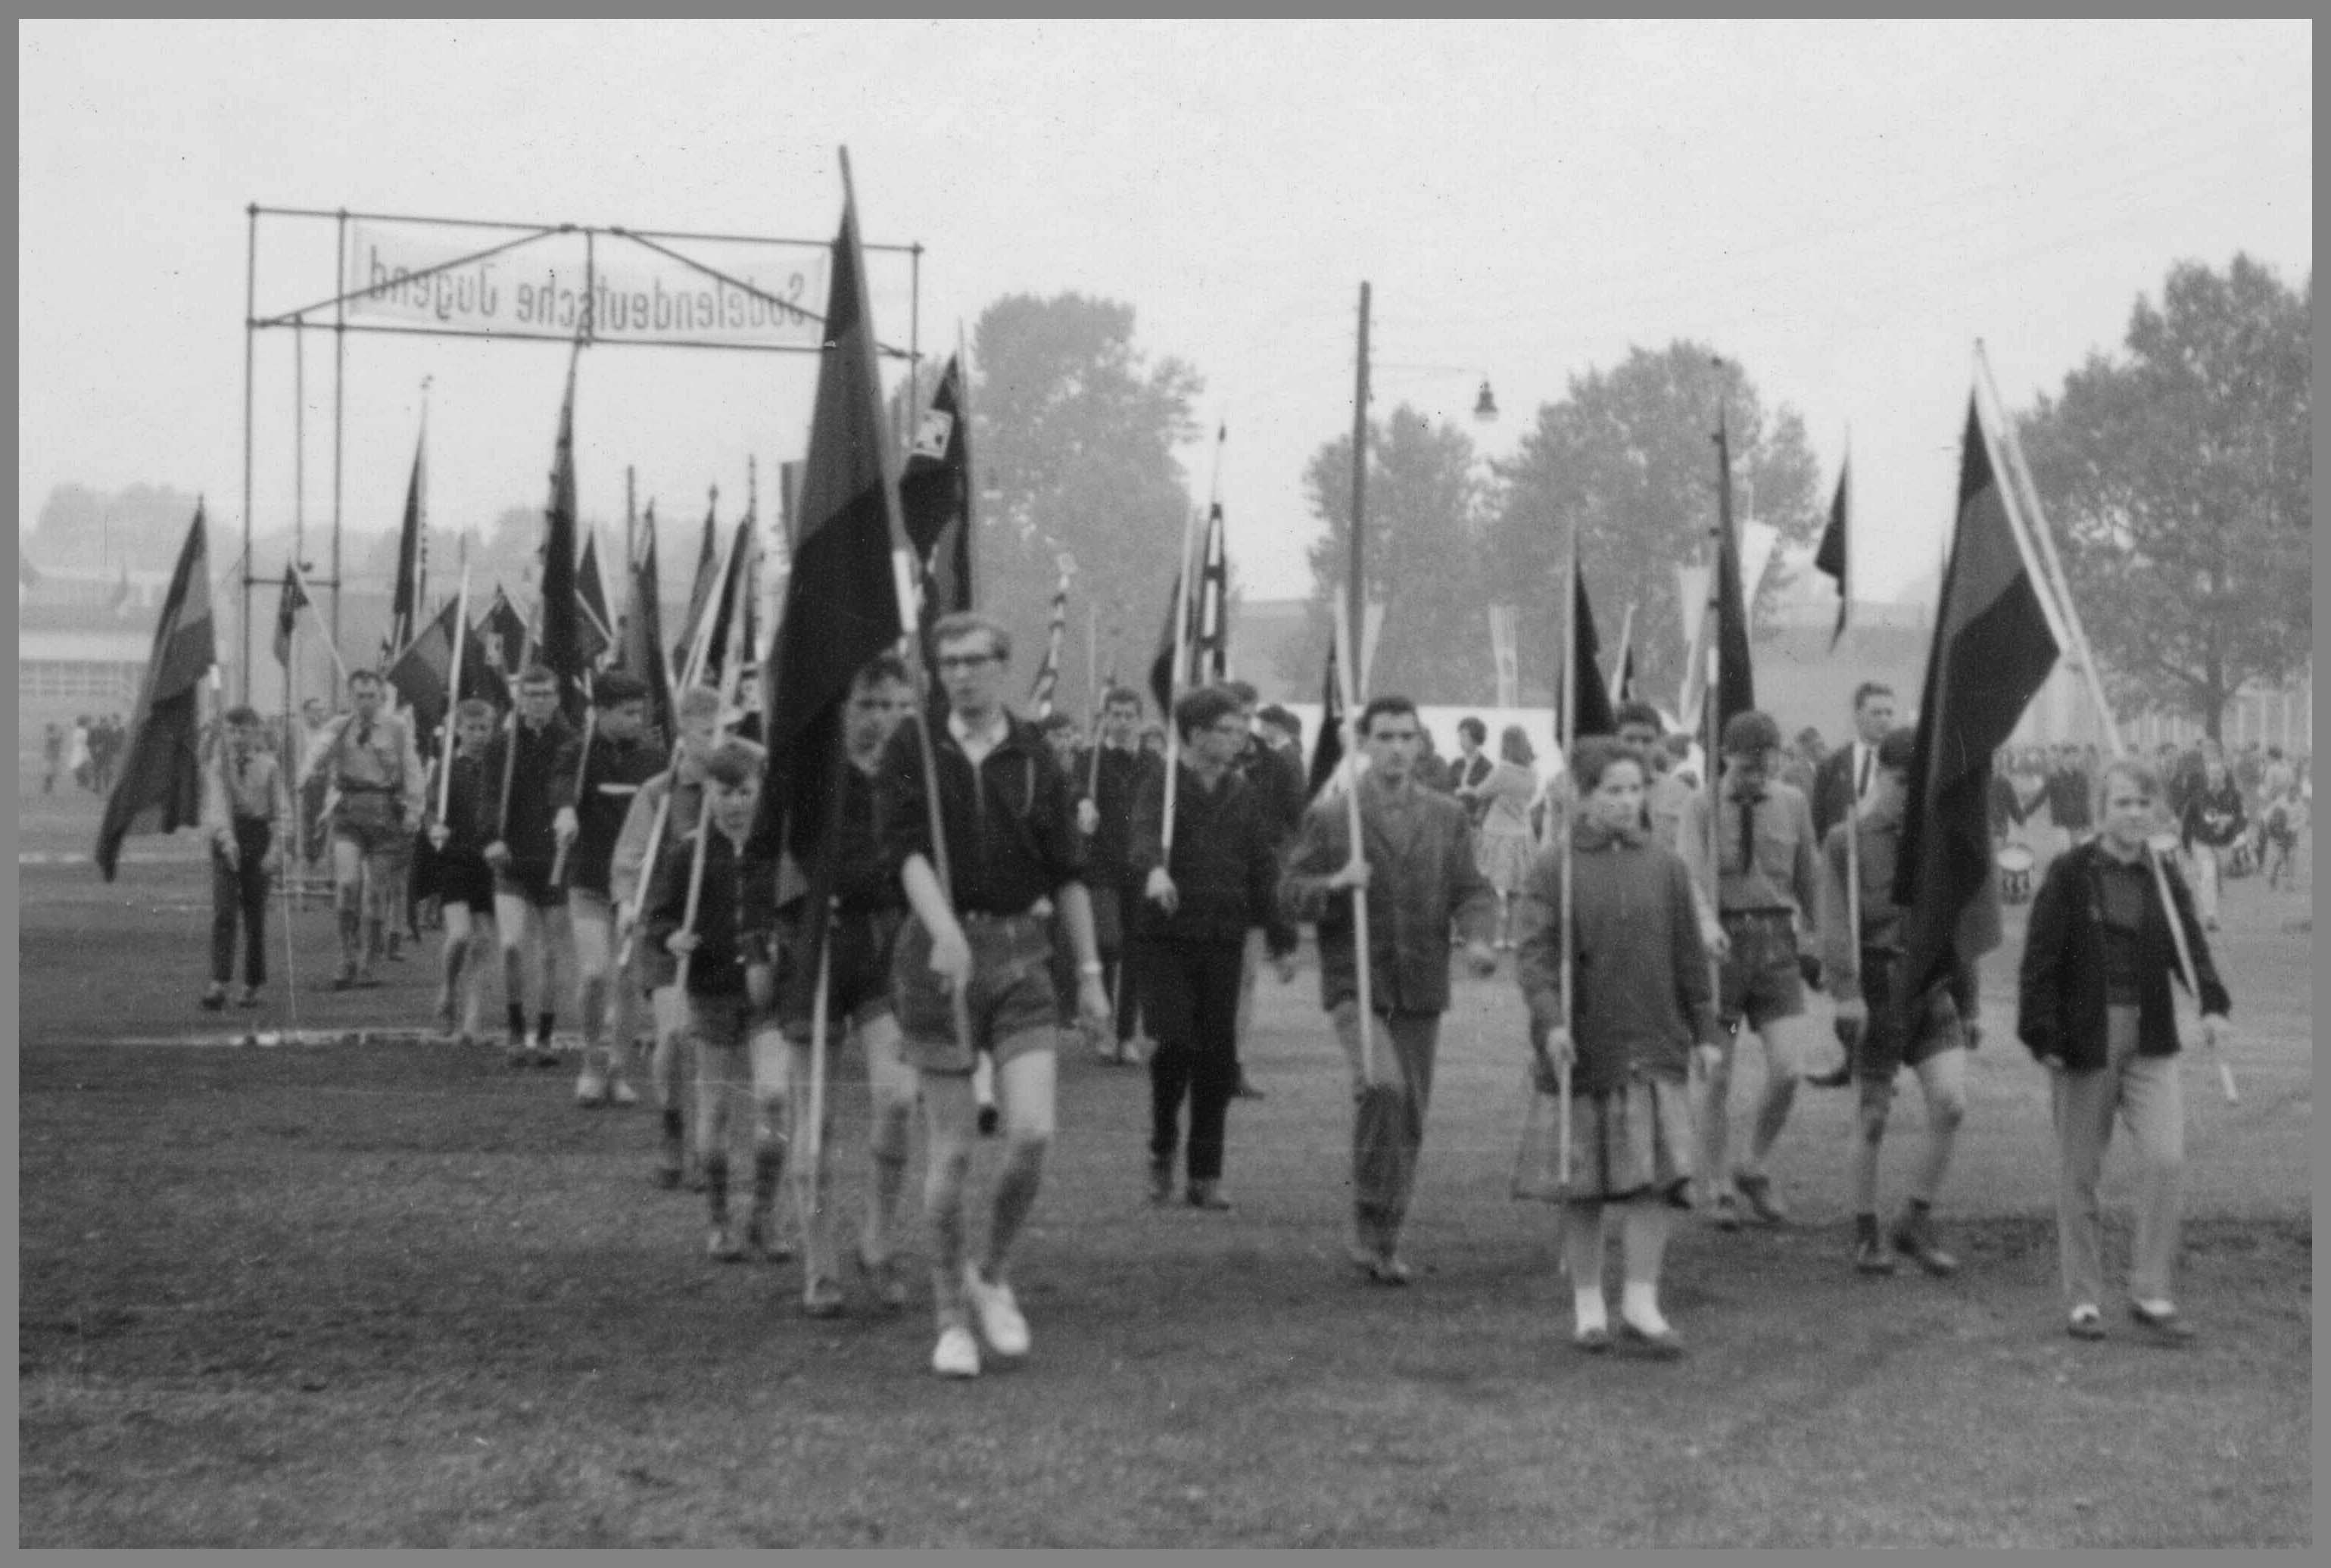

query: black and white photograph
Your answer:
[17,19,2311,1548]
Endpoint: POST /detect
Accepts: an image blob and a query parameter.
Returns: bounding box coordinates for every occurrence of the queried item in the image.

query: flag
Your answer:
[578,528,615,653]
[96,505,214,881]
[1710,412,1756,739]
[615,503,675,743]
[1028,552,1074,719]
[1564,560,1617,740]
[756,185,905,877]
[385,426,427,658]
[1815,454,1850,650]
[1192,497,1229,684]
[1893,397,2061,1006]
[899,354,973,677]
[272,563,311,668]
[1147,565,1186,720]
[1306,635,1345,801]
[107,563,132,616]
[385,594,509,743]
[538,345,587,718]
[478,587,531,676]
[673,495,719,673]
[692,519,750,692]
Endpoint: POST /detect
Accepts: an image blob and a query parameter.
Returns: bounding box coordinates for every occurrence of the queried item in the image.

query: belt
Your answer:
[961,902,1051,925]
[1722,909,1794,924]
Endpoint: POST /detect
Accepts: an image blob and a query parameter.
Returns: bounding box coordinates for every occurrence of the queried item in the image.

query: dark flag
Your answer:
[538,347,587,717]
[1564,562,1618,740]
[692,519,750,692]
[1192,498,1229,684]
[272,563,310,668]
[385,594,509,743]
[1893,398,2061,1006]
[478,587,531,676]
[1028,552,1074,718]
[756,187,905,875]
[385,427,427,659]
[1147,565,1186,721]
[899,354,973,678]
[615,504,675,743]
[578,528,615,653]
[674,495,719,674]
[96,504,214,881]
[1306,635,1345,801]
[1815,454,1850,651]
[1712,412,1756,737]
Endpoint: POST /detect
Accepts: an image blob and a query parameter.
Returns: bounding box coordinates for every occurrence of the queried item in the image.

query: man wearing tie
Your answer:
[1811,682,1896,846]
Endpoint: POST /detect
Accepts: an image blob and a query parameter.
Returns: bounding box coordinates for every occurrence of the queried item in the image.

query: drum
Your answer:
[1996,841,2035,903]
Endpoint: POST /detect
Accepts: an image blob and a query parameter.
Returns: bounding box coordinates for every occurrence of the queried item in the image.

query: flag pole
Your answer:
[1973,343,2233,1104]
[1332,596,1374,1090]
[1160,502,1201,860]
[1607,601,1635,708]
[1557,519,1579,1191]
[438,562,470,828]
[674,524,755,996]
[291,561,353,690]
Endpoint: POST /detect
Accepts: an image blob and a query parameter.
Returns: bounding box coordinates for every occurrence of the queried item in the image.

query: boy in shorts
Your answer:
[424,699,501,1044]
[478,665,581,1067]
[298,669,426,990]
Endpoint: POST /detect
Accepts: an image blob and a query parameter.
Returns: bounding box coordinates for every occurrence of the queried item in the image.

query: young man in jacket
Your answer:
[566,672,668,1107]
[477,665,581,1067]
[1281,694,1499,1285]
[1127,684,1300,1210]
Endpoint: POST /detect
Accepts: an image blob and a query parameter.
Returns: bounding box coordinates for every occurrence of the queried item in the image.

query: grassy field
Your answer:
[17,791,2314,1547]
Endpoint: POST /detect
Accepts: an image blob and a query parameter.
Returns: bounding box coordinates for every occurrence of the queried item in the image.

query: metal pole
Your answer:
[293,319,307,705]
[1348,282,1371,689]
[332,210,347,696]
[908,242,923,454]
[242,204,258,704]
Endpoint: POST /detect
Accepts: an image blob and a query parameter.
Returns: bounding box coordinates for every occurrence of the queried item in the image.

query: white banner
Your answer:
[341,220,827,347]
[1487,604,1519,709]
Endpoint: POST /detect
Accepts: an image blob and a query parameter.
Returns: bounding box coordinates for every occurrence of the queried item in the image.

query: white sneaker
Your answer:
[964,1264,1031,1358]
[575,1070,608,1108]
[931,1324,982,1379]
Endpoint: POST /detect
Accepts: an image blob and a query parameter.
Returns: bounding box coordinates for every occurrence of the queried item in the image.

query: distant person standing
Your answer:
[2043,743,2095,854]
[2179,757,2247,933]
[198,706,288,1011]
[42,722,63,793]
[1076,684,1162,1065]
[69,715,93,793]
[1451,717,1495,826]
[1810,682,1896,845]
[1474,725,1542,949]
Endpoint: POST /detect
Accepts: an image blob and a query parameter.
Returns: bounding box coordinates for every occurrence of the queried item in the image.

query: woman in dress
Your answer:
[1475,725,1542,949]
[1513,737,1722,1356]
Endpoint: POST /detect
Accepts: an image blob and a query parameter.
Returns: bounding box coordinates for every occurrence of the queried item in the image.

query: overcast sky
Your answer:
[18,19,2311,608]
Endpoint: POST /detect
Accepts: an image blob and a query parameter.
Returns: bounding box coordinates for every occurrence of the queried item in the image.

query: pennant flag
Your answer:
[385,426,428,659]
[1564,561,1618,740]
[899,354,974,677]
[1893,398,2061,1006]
[1815,454,1850,650]
[386,594,510,743]
[272,563,311,668]
[96,505,215,880]
[478,587,531,676]
[1028,552,1074,719]
[1192,498,1229,684]
[615,503,675,743]
[757,184,905,874]
[1711,412,1756,739]
[537,346,587,718]
[1306,634,1345,801]
[674,495,719,673]
[107,563,132,616]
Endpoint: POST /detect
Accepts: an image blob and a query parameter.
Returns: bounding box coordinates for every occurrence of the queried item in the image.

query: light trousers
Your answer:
[2051,1005,2186,1306]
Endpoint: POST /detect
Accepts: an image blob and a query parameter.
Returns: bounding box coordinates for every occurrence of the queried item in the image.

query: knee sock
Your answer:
[338,907,362,964]
[703,1152,730,1224]
[752,1146,783,1217]
[535,1009,555,1045]
[507,1002,527,1040]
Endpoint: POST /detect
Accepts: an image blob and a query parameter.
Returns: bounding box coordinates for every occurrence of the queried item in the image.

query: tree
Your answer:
[30,482,207,573]
[1480,344,1821,712]
[970,293,1204,722]
[1282,404,1490,704]
[2018,255,2311,740]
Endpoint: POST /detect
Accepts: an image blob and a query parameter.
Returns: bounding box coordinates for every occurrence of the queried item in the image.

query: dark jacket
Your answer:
[571,731,671,896]
[1281,773,1497,1015]
[2017,839,2230,1071]
[877,711,1086,916]
[1077,743,1163,886]
[642,826,764,997]
[1233,737,1307,850]
[2043,764,2093,831]
[474,713,581,868]
[1126,762,1298,955]
[2180,780,2248,851]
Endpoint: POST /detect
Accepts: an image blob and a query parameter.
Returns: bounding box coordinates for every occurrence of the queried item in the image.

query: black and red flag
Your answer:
[578,528,615,656]
[271,562,311,669]
[1814,452,1851,652]
[1306,633,1345,802]
[1563,558,1618,740]
[537,344,588,718]
[754,183,905,881]
[615,501,675,744]
[1893,398,2061,1007]
[673,494,720,675]
[385,593,510,745]
[384,422,428,661]
[1710,410,1756,740]
[1192,494,1229,685]
[1027,552,1074,719]
[477,587,531,677]
[96,503,214,881]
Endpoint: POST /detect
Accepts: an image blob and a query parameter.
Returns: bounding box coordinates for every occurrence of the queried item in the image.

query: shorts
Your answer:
[891,910,1061,1075]
[494,860,568,908]
[1717,912,1806,1030]
[1853,946,1964,1086]
[780,907,903,1041]
[332,792,408,858]
[425,847,496,915]
[1087,883,1124,955]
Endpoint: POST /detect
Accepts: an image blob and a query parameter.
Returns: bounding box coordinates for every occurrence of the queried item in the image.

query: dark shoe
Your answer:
[977,1102,1000,1137]
[1233,1071,1264,1101]
[1710,1193,1744,1232]
[1890,1216,1960,1277]
[235,986,263,1009]
[506,1037,532,1069]
[1366,1255,1413,1287]
[353,970,382,990]
[1618,1318,1684,1359]
[332,967,360,993]
[1186,1180,1232,1211]
[1572,1323,1612,1354]
[2128,1301,2197,1342]
[743,1208,795,1264]
[1853,1236,1898,1276]
[2066,1305,2107,1341]
[855,1248,910,1314]
[1733,1170,1789,1226]
[1148,1157,1173,1205]
[198,984,229,1012]
[1804,1061,1853,1089]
